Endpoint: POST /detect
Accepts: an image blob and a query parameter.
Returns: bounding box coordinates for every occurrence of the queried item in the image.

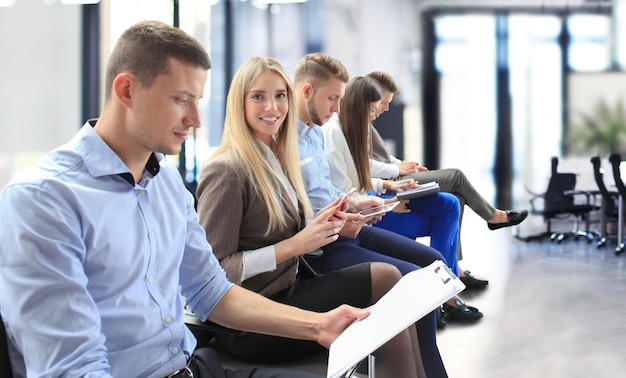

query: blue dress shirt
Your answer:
[0,122,233,378]
[297,120,344,213]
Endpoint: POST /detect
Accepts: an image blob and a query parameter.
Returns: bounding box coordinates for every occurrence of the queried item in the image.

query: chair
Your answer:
[185,310,373,377]
[608,153,626,255]
[1,313,14,377]
[517,156,597,243]
[590,156,620,248]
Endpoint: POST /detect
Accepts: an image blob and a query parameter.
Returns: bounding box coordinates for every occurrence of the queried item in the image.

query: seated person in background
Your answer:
[0,21,364,378]
[195,56,427,378]
[294,52,480,341]
[366,71,528,288]
[322,75,482,324]
[293,53,455,374]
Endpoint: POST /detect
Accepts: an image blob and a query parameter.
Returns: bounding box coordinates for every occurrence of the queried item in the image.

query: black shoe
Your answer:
[436,306,447,329]
[442,298,483,322]
[460,270,489,289]
[487,210,529,230]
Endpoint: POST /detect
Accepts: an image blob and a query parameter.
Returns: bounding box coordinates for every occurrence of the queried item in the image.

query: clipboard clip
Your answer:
[433,262,456,284]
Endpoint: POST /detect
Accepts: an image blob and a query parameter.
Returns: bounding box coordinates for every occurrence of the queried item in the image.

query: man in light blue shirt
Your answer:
[0,21,368,378]
[292,53,488,377]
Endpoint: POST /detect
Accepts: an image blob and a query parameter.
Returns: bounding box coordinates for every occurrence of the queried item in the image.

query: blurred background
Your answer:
[4,1,626,377]
[0,0,624,209]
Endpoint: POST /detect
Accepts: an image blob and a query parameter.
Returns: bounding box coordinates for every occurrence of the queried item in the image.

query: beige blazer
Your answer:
[196,153,304,297]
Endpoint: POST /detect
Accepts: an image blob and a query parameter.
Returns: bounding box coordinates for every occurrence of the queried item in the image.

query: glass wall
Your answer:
[508,14,562,197]
[104,0,213,185]
[0,1,82,189]
[435,15,498,200]
[105,0,308,185]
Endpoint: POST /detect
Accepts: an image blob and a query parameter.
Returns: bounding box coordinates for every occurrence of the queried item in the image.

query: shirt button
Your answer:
[147,276,153,283]
[138,189,145,195]
[171,348,179,355]
[149,231,155,239]
[164,316,172,324]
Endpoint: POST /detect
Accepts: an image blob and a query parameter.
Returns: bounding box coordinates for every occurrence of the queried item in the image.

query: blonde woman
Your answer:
[196,57,427,377]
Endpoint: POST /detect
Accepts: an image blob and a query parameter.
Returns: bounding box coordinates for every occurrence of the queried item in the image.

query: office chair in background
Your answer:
[517,156,597,243]
[608,153,626,255]
[590,156,620,248]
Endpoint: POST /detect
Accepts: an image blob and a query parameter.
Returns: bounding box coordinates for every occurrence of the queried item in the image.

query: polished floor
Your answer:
[216,203,626,377]
[439,209,626,378]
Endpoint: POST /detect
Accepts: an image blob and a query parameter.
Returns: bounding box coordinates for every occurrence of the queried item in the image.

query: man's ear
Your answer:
[112,73,134,108]
[301,82,314,100]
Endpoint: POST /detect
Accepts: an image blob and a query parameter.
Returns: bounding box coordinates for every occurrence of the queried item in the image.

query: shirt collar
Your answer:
[76,119,162,185]
[298,119,317,138]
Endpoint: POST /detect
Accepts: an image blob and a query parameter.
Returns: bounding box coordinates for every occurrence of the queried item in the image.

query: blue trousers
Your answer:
[374,192,461,277]
[306,226,448,378]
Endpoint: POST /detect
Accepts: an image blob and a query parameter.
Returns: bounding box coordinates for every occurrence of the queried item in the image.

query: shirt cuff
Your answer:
[391,165,400,177]
[241,245,277,281]
[372,178,385,195]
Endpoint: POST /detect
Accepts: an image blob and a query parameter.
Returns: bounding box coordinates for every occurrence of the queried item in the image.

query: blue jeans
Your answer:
[306,226,448,378]
[374,192,461,276]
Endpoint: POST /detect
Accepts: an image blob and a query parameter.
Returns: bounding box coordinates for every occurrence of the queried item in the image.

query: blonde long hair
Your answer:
[212,57,313,233]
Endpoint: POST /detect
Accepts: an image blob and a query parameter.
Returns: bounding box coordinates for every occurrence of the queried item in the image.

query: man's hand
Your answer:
[399,160,428,175]
[398,161,420,175]
[316,304,370,349]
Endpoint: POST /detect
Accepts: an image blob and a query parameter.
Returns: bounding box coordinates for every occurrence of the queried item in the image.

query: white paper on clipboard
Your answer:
[327,260,465,378]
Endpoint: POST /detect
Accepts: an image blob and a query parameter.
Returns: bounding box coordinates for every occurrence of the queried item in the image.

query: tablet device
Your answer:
[396,182,440,200]
[358,201,399,217]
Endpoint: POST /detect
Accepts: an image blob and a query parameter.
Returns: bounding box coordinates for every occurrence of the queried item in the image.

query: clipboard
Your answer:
[326,260,465,378]
[396,181,440,200]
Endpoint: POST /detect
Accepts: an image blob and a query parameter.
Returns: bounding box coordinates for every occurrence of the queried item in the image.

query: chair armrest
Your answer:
[563,189,596,205]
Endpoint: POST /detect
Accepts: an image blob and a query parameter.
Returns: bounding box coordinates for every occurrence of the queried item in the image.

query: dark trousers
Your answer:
[308,226,448,378]
[189,347,324,378]
[214,264,371,363]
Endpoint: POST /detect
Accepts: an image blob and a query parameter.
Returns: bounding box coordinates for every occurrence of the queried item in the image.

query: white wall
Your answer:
[0,1,81,188]
[321,0,424,161]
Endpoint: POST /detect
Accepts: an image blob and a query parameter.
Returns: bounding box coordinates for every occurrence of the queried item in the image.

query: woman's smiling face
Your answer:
[244,70,289,146]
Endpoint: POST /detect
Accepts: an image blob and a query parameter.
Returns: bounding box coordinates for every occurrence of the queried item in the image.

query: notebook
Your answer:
[326,260,465,378]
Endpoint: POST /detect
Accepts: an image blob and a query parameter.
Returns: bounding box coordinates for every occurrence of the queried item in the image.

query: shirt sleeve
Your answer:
[242,245,277,281]
[178,186,234,320]
[389,155,402,165]
[196,159,278,285]
[0,184,113,378]
[323,121,358,194]
[371,177,385,195]
[370,158,400,179]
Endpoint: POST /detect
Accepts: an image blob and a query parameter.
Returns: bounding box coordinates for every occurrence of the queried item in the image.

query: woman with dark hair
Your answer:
[323,76,483,324]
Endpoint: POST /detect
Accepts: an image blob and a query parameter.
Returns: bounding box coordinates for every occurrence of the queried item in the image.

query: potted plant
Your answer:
[567,97,626,157]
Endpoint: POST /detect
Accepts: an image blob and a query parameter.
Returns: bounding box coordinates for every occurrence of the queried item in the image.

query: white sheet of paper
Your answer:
[326,260,465,378]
